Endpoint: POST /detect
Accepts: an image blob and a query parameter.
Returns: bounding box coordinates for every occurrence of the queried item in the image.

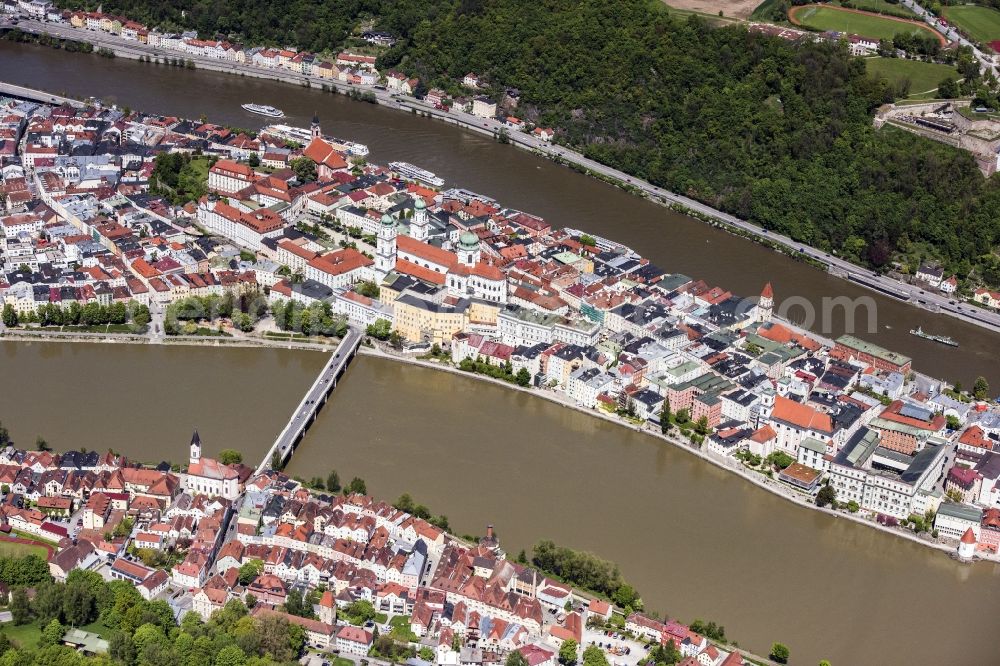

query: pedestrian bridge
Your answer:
[256,326,363,474]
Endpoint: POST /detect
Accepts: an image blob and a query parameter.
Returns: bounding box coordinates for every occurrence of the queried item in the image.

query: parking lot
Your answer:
[582,627,648,666]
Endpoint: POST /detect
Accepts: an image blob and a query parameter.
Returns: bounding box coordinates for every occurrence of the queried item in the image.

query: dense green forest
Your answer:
[55,0,1000,285]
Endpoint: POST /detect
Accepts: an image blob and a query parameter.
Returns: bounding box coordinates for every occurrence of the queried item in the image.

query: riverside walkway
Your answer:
[256,326,363,474]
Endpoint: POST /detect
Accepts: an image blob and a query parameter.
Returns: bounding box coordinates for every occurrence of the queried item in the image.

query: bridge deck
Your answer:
[256,326,363,474]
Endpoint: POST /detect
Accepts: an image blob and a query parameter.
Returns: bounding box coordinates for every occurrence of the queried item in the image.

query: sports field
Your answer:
[942,5,1000,43]
[789,5,944,42]
[0,536,52,559]
[865,57,959,96]
[839,0,916,17]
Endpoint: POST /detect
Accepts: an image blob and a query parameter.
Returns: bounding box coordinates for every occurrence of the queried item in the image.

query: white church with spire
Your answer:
[185,430,241,500]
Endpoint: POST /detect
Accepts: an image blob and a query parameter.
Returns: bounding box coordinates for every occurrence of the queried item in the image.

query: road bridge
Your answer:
[256,326,363,475]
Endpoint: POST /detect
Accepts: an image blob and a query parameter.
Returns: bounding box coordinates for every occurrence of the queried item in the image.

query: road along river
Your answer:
[0,41,998,387]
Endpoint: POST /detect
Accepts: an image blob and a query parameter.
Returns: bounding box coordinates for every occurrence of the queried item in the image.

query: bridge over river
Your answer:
[256,326,363,474]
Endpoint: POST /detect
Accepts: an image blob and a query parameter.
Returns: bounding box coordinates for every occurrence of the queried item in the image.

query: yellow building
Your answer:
[392,292,470,346]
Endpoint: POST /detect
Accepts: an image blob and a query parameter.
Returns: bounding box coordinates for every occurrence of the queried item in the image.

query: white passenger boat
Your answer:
[388,161,444,187]
[241,103,285,118]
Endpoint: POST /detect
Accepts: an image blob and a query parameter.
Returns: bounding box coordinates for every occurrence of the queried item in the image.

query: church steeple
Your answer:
[758,282,774,323]
[311,112,321,140]
[189,430,202,464]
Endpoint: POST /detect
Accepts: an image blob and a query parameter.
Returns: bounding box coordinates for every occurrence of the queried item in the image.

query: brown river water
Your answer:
[3,342,1000,665]
[0,41,997,386]
[3,40,1000,665]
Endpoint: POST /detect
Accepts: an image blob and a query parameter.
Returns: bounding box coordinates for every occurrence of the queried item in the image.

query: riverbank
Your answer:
[0,325,974,558]
[357,346,966,561]
[4,17,1000,337]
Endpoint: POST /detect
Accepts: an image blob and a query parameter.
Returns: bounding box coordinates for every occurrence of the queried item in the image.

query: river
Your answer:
[1,41,998,387]
[2,341,1000,665]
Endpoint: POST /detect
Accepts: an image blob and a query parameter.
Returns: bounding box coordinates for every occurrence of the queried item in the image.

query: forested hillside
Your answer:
[56,0,1000,285]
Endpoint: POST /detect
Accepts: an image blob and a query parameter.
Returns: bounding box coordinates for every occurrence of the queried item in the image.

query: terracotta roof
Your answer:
[771,396,832,434]
[397,235,458,269]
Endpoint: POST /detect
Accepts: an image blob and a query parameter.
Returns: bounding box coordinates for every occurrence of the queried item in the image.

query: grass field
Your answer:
[2,621,42,648]
[942,5,1000,43]
[837,0,916,17]
[0,539,49,559]
[789,5,943,41]
[865,57,958,95]
[750,0,783,19]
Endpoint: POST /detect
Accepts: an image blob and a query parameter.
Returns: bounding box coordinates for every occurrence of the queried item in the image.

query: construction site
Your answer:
[876,101,1000,175]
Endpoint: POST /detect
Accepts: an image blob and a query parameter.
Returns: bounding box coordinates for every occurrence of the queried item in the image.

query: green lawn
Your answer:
[865,57,959,95]
[78,619,113,639]
[750,0,783,19]
[0,540,49,559]
[836,0,916,17]
[332,658,354,666]
[1,621,42,649]
[790,5,940,40]
[388,615,417,642]
[942,5,1000,43]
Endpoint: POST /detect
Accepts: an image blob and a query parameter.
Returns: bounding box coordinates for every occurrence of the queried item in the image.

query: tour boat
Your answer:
[241,103,285,118]
[259,124,369,156]
[388,161,445,187]
[909,326,959,347]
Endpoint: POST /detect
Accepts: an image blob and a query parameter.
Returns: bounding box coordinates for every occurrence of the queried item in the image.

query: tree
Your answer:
[109,630,137,665]
[659,397,672,434]
[816,484,837,508]
[290,156,317,183]
[506,650,530,666]
[974,376,990,400]
[35,436,50,452]
[579,234,597,248]
[770,642,790,664]
[516,367,532,387]
[582,645,609,666]
[218,449,243,465]
[238,559,264,586]
[345,477,367,495]
[650,639,681,665]
[247,153,260,168]
[39,618,64,648]
[1,304,17,328]
[420,646,436,661]
[344,600,377,625]
[937,77,960,98]
[131,303,151,328]
[612,583,640,610]
[558,639,578,666]
[283,587,313,618]
[395,493,415,513]
[10,587,30,625]
[327,470,341,493]
[366,318,392,340]
[356,281,380,298]
[257,613,302,661]
[63,578,96,626]
[32,582,65,624]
